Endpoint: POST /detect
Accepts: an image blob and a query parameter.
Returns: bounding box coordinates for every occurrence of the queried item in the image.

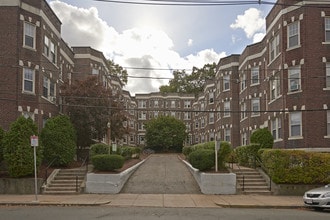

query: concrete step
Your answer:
[44,186,78,191]
[43,190,80,195]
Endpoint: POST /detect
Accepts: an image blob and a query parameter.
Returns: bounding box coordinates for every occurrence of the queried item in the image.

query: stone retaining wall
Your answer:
[0,178,44,194]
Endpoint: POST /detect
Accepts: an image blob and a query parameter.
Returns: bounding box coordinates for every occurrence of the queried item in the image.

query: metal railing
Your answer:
[44,157,58,185]
[75,155,89,192]
[254,156,272,192]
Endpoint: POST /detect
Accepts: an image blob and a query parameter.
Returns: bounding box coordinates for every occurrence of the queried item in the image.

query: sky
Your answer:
[47,0,276,95]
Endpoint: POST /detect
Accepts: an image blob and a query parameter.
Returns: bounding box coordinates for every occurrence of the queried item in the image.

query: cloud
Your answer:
[230,8,265,40]
[49,1,224,95]
[187,39,193,47]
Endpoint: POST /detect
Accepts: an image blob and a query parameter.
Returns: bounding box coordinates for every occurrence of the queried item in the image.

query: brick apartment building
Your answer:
[1,0,330,150]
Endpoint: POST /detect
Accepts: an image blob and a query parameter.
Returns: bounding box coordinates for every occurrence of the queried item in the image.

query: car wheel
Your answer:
[313,207,324,211]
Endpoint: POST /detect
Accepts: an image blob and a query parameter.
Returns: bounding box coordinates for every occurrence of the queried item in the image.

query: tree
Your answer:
[40,115,76,166]
[145,116,187,152]
[159,63,217,96]
[107,59,128,85]
[60,76,127,148]
[250,128,274,149]
[3,116,43,177]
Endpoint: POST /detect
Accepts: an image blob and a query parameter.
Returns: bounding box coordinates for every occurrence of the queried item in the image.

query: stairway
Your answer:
[43,168,86,194]
[232,165,272,195]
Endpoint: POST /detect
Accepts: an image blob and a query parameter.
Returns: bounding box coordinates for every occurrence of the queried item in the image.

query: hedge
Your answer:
[90,143,110,158]
[261,149,330,184]
[188,149,215,171]
[91,154,125,171]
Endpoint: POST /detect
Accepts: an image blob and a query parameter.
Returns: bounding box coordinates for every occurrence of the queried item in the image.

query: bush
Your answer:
[235,144,261,167]
[41,115,76,167]
[91,154,125,171]
[188,149,215,171]
[120,146,141,160]
[250,128,274,149]
[182,146,194,156]
[261,150,330,184]
[218,141,232,169]
[90,143,110,158]
[3,116,43,177]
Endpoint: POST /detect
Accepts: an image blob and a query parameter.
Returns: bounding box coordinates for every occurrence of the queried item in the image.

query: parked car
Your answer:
[303,184,330,210]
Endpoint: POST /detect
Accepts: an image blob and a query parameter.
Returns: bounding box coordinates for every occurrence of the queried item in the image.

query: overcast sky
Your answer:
[47,0,275,95]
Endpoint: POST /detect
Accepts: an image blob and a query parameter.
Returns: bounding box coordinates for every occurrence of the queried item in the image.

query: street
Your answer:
[0,206,329,220]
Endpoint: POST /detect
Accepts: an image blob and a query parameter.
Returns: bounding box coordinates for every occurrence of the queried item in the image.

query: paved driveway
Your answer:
[121,154,201,194]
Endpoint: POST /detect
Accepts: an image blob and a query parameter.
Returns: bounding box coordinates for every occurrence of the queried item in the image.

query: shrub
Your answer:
[91,154,125,171]
[182,146,194,156]
[250,128,274,149]
[235,144,261,167]
[217,141,232,169]
[120,146,141,159]
[41,115,76,167]
[3,116,43,177]
[188,149,215,171]
[90,143,110,158]
[261,149,330,184]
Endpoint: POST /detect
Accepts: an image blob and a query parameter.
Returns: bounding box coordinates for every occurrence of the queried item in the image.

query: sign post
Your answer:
[215,137,221,172]
[30,135,38,202]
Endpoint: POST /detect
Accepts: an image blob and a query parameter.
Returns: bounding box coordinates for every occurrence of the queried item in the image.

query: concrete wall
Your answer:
[182,160,236,195]
[0,178,44,194]
[85,159,145,194]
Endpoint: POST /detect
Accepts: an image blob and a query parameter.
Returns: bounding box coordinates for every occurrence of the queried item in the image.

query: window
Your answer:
[154,100,159,107]
[288,21,299,48]
[270,34,280,61]
[184,112,190,120]
[240,73,246,91]
[171,111,175,117]
[44,36,49,56]
[224,128,231,142]
[138,123,145,130]
[251,98,260,116]
[201,102,205,111]
[92,68,99,75]
[327,111,330,136]
[288,66,301,92]
[209,92,214,103]
[209,112,214,124]
[224,101,230,117]
[43,76,55,100]
[251,67,259,85]
[290,112,302,137]
[241,102,246,120]
[171,100,176,108]
[138,100,146,108]
[23,68,34,93]
[325,18,330,42]
[24,22,35,48]
[271,118,282,140]
[241,132,247,146]
[195,121,199,128]
[139,135,145,144]
[223,75,230,90]
[184,100,191,108]
[270,75,281,100]
[201,118,205,128]
[326,63,330,88]
[138,112,147,119]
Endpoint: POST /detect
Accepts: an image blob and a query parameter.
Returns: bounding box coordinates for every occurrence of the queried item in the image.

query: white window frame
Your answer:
[184,100,191,108]
[270,34,280,62]
[251,67,259,85]
[287,21,300,49]
[326,110,330,137]
[241,132,247,146]
[22,111,35,121]
[171,100,176,108]
[23,68,35,93]
[224,128,231,142]
[241,102,247,120]
[24,22,36,49]
[290,112,302,137]
[209,92,214,104]
[326,63,330,88]
[138,100,146,108]
[92,68,99,75]
[251,98,260,116]
[288,66,301,92]
[223,75,230,91]
[209,112,214,124]
[240,73,246,91]
[325,17,330,42]
[224,101,230,117]
[42,76,56,101]
[270,75,281,100]
[184,112,190,120]
[271,118,282,140]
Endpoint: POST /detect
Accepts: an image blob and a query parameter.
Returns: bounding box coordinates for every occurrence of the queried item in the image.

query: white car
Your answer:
[303,184,330,210]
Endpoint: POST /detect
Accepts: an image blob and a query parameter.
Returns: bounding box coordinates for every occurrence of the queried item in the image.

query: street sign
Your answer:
[30,135,38,147]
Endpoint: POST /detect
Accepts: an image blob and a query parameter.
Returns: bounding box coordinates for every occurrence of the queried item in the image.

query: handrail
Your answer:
[75,155,89,192]
[254,156,272,191]
[44,157,58,184]
[229,156,245,192]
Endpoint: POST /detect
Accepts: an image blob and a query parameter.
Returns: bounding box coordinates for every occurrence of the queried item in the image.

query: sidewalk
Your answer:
[0,194,304,208]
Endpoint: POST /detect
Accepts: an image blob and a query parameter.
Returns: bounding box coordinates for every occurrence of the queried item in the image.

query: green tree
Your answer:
[40,115,76,167]
[3,116,43,177]
[107,59,128,85]
[61,76,127,148]
[159,63,217,96]
[250,128,274,149]
[145,116,187,152]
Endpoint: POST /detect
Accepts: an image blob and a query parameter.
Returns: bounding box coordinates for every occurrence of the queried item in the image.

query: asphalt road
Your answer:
[121,154,201,194]
[1,206,329,220]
